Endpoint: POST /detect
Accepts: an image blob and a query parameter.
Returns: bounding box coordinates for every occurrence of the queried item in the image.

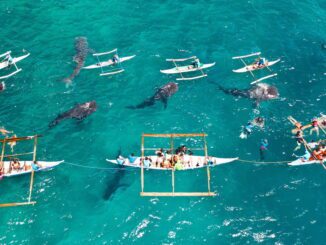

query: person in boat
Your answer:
[294,131,304,151]
[191,58,201,69]
[3,54,13,67]
[163,159,172,168]
[260,139,268,160]
[128,153,137,164]
[31,161,41,171]
[176,145,187,155]
[116,155,125,165]
[174,159,183,170]
[156,151,164,168]
[310,117,319,136]
[112,54,120,65]
[143,157,151,168]
[311,146,324,161]
[11,159,21,172]
[255,57,267,68]
[307,140,319,150]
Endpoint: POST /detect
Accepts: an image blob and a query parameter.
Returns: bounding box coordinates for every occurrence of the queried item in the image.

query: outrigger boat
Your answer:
[0,51,30,80]
[160,56,215,81]
[83,48,135,76]
[0,135,64,208]
[107,133,238,197]
[232,52,279,84]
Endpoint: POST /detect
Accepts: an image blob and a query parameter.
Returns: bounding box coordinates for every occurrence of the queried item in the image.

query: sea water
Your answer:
[0,0,325,244]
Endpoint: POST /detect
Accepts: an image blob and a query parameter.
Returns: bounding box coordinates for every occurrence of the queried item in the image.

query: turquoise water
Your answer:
[0,0,325,243]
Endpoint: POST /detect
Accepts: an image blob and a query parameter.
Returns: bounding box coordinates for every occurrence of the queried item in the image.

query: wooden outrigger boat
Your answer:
[107,133,238,197]
[0,51,30,80]
[106,156,238,170]
[0,135,63,208]
[232,52,279,85]
[83,48,135,76]
[160,56,215,81]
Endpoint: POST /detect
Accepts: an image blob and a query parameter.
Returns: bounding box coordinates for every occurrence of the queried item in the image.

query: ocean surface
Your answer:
[0,0,325,244]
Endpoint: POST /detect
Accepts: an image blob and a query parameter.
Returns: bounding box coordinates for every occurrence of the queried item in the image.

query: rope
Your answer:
[64,161,136,171]
[237,159,291,164]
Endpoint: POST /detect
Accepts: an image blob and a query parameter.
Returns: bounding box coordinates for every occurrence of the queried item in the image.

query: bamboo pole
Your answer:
[203,135,211,193]
[28,137,38,203]
[0,138,6,170]
[172,168,175,194]
[140,135,145,193]
[142,133,207,138]
[0,201,36,208]
[140,192,216,197]
[3,152,34,158]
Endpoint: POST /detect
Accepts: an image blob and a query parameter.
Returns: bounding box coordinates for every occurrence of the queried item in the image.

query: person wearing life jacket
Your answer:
[174,160,183,170]
[310,117,319,136]
[309,146,323,161]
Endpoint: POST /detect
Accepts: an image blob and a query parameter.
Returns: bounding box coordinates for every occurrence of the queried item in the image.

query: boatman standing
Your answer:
[192,58,201,68]
[112,54,120,65]
[255,57,266,68]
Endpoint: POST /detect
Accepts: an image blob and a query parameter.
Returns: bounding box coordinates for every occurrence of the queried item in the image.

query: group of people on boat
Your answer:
[0,159,42,178]
[252,57,267,69]
[116,145,214,170]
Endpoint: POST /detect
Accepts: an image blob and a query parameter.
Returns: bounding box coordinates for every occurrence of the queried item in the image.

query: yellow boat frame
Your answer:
[0,135,41,208]
[140,133,216,197]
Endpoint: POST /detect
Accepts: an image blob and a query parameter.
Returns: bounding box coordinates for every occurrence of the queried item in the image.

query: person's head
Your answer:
[131,153,134,156]
[145,157,148,160]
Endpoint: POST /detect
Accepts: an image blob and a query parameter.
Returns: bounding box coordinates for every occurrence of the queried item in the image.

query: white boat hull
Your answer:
[83,55,136,69]
[288,158,324,166]
[106,155,238,170]
[0,53,30,70]
[2,160,64,177]
[233,59,280,73]
[160,62,215,74]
